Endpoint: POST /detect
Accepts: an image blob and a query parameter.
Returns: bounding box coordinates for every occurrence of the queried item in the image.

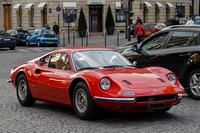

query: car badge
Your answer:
[153,89,158,92]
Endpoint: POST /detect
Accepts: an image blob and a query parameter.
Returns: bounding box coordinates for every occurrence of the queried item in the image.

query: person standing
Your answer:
[53,22,59,36]
[134,22,145,44]
[136,17,143,25]
[185,15,194,25]
[172,16,180,25]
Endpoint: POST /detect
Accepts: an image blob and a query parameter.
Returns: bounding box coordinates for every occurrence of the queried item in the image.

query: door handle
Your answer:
[179,53,191,57]
[150,56,157,60]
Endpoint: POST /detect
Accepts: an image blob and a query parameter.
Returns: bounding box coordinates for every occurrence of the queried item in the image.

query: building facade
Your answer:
[0,0,199,36]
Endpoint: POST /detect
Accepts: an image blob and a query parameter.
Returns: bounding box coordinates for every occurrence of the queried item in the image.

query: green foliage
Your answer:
[77,7,87,31]
[105,5,115,28]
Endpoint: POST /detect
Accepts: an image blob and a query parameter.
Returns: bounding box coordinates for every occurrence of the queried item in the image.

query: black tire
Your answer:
[26,41,29,47]
[9,46,15,50]
[73,81,100,120]
[153,107,171,113]
[17,74,36,106]
[37,41,41,47]
[187,69,200,100]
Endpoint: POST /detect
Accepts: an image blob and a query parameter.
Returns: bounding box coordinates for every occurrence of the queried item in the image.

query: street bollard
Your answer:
[86,30,88,46]
[73,31,75,47]
[81,31,83,46]
[117,30,119,46]
[104,30,107,47]
[63,31,65,47]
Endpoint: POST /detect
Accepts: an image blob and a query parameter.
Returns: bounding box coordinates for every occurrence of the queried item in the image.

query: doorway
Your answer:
[89,5,102,32]
[4,4,12,30]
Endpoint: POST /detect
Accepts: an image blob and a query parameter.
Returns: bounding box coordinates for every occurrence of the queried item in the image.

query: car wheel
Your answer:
[187,69,200,100]
[153,107,171,113]
[37,41,41,47]
[9,46,15,50]
[73,81,99,120]
[17,74,36,106]
[26,41,29,47]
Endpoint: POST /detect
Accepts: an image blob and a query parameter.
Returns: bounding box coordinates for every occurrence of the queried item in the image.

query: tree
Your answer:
[77,7,87,31]
[105,5,115,35]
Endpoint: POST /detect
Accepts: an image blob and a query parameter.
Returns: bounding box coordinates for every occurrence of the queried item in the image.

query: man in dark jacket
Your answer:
[136,17,143,25]
[172,16,180,25]
[53,22,59,36]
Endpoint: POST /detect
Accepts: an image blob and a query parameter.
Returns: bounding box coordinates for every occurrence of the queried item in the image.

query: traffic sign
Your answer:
[56,6,61,12]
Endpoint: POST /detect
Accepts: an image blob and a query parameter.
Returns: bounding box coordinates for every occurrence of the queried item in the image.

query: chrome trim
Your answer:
[178,94,188,99]
[94,96,135,103]
[7,79,12,83]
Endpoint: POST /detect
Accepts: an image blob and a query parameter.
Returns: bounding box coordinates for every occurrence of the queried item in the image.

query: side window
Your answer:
[141,33,169,51]
[35,30,39,35]
[167,31,196,48]
[39,54,51,67]
[188,32,198,46]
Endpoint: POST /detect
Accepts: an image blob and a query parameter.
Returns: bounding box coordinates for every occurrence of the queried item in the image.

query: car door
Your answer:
[124,31,170,68]
[35,52,72,104]
[158,31,198,78]
[28,30,35,44]
[32,30,40,44]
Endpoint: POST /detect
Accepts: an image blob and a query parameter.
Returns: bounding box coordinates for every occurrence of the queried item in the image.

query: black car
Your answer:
[6,29,29,46]
[0,30,16,50]
[117,26,200,99]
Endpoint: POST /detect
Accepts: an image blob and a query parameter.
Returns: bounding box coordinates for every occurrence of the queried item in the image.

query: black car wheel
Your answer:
[17,74,36,106]
[9,46,15,50]
[187,69,200,100]
[73,81,99,120]
[37,41,41,47]
[26,41,29,47]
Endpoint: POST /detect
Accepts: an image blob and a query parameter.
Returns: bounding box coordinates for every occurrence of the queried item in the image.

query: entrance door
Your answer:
[89,5,102,32]
[4,4,12,30]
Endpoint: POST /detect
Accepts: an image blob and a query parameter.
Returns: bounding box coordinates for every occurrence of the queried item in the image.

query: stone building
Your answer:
[0,0,199,36]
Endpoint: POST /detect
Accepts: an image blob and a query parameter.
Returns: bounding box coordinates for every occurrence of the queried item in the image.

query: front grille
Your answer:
[135,94,176,102]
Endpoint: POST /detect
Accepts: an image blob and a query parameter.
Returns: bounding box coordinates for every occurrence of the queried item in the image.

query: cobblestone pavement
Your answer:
[0,49,200,133]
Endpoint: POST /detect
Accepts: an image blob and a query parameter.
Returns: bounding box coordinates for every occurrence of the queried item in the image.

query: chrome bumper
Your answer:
[178,94,188,99]
[94,96,135,103]
[7,79,12,83]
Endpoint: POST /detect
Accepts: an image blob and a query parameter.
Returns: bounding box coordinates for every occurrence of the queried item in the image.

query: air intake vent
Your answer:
[122,80,132,85]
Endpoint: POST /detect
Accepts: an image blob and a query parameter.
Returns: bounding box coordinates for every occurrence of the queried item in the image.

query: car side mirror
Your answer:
[132,44,138,52]
[132,44,149,56]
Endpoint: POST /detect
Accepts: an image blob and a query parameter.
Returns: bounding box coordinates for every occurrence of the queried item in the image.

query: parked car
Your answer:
[0,30,16,50]
[26,28,58,47]
[8,47,187,120]
[164,17,187,26]
[6,29,29,46]
[117,26,200,99]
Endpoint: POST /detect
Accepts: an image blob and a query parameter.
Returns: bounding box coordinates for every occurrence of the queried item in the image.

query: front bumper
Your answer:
[94,96,135,103]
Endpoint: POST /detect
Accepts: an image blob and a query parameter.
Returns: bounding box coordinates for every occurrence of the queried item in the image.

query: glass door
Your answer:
[89,5,102,32]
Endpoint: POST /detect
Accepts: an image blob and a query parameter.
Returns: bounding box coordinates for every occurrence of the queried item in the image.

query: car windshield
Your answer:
[72,50,132,71]
[17,30,29,35]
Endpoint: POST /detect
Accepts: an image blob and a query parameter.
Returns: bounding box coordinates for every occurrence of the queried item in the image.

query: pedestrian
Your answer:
[136,17,143,25]
[53,22,59,36]
[46,24,50,29]
[177,11,183,18]
[134,21,145,44]
[185,15,194,25]
[172,16,180,25]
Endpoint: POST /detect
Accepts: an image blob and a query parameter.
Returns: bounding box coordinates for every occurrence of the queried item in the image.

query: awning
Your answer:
[63,2,77,9]
[37,2,46,10]
[87,0,105,5]
[115,2,121,9]
[155,2,163,9]
[13,4,21,11]
[25,3,34,10]
[144,2,152,9]
[166,2,174,9]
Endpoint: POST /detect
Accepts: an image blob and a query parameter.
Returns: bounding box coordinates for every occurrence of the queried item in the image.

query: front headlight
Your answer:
[167,73,177,84]
[100,78,111,91]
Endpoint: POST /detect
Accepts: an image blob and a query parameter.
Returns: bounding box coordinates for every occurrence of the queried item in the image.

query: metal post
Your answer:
[191,0,194,16]
[67,14,70,44]
[63,31,65,47]
[125,11,128,39]
[128,0,132,41]
[82,31,83,46]
[86,30,88,46]
[117,30,119,46]
[73,31,75,47]
[104,30,107,47]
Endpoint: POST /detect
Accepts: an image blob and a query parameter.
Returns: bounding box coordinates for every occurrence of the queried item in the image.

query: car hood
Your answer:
[99,68,170,89]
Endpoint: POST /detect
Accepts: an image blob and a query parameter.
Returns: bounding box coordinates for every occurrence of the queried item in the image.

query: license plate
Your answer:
[148,103,165,109]
[4,39,10,41]
[47,42,53,44]
[145,31,151,35]
[22,40,26,42]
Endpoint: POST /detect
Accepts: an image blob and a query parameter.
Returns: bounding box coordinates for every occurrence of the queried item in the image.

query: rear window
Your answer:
[42,30,55,35]
[0,31,10,36]
[17,30,29,35]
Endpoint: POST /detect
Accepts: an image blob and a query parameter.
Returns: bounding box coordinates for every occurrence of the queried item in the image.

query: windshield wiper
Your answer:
[77,67,99,71]
[103,65,124,68]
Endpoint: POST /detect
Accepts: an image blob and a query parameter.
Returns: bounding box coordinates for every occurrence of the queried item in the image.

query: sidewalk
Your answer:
[58,33,137,48]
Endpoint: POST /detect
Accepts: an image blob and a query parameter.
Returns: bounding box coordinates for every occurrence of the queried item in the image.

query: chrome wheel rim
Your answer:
[75,88,87,113]
[18,80,27,100]
[190,73,200,96]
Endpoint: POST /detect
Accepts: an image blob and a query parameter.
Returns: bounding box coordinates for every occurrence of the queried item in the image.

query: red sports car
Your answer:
[8,47,187,120]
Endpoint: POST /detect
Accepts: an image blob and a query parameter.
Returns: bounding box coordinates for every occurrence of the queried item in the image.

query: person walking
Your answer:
[134,21,145,44]
[53,22,59,36]
[185,15,194,25]
[172,16,180,25]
